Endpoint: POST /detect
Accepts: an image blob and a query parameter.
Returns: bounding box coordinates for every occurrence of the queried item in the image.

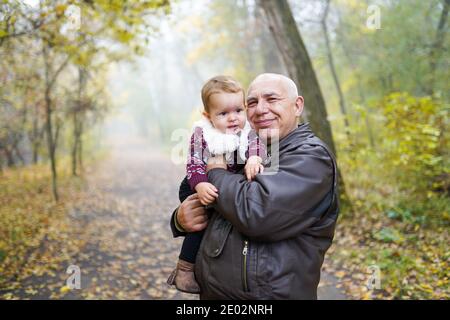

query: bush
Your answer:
[330,92,449,299]
[379,92,449,195]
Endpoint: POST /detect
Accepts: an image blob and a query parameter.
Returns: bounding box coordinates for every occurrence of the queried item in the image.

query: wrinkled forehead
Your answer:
[247,78,287,100]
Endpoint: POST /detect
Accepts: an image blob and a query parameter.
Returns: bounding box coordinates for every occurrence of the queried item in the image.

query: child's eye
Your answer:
[236,108,243,113]
[219,112,227,116]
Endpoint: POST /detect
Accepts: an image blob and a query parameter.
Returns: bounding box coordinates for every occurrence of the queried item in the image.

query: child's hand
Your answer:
[195,182,219,206]
[245,156,264,181]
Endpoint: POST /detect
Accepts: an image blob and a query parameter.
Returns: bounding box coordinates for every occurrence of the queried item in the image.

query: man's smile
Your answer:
[254,118,275,128]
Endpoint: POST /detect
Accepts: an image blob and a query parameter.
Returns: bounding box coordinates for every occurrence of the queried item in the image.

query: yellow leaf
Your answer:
[60,285,71,294]
[417,284,433,293]
[55,4,68,16]
[361,291,372,300]
[335,271,346,278]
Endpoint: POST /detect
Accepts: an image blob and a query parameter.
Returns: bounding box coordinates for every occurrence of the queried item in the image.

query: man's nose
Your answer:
[255,100,269,115]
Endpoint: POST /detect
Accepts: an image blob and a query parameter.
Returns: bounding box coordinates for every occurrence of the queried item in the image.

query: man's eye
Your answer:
[248,103,256,108]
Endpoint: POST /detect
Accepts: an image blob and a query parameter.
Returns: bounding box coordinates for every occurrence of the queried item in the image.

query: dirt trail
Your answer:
[7,137,346,299]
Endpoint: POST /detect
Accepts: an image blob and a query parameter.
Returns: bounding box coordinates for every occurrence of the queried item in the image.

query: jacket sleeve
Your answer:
[186,127,209,190]
[207,143,335,242]
[170,208,187,238]
[170,177,195,238]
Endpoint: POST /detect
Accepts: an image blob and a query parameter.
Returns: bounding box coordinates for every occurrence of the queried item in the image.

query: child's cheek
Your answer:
[239,114,246,124]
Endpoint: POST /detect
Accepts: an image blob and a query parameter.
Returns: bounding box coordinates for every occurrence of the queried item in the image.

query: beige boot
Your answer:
[167,259,200,294]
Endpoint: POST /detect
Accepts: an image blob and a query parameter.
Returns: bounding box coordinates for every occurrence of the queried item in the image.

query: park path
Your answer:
[9,136,346,300]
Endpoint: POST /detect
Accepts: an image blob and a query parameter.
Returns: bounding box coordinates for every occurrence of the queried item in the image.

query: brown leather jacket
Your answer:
[171,123,339,299]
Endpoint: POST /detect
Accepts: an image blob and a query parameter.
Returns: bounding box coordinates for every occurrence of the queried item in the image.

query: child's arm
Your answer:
[187,127,209,190]
[245,130,267,181]
[244,156,264,181]
[195,182,218,206]
[187,127,219,205]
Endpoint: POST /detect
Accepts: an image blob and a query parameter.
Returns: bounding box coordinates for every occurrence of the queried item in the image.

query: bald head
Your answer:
[246,73,304,141]
[249,73,299,101]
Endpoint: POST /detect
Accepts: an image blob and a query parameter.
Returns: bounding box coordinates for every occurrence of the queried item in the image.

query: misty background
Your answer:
[0,0,448,300]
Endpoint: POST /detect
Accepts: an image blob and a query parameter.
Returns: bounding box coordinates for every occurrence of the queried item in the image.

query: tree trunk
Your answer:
[255,5,286,74]
[258,0,337,155]
[32,142,39,164]
[13,142,25,165]
[72,116,84,175]
[321,0,350,138]
[0,151,3,175]
[72,67,87,176]
[32,115,39,164]
[43,45,59,201]
[77,123,83,171]
[31,103,42,164]
[428,0,449,95]
[71,112,79,176]
[45,93,58,201]
[4,147,14,167]
[336,14,375,149]
[258,0,350,205]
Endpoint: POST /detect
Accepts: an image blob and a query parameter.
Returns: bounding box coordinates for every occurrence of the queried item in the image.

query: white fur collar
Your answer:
[192,116,252,161]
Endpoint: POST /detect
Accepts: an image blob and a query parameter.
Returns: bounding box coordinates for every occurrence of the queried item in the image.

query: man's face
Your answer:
[246,78,303,142]
[205,91,247,135]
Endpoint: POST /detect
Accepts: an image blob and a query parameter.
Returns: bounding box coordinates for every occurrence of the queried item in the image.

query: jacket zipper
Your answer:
[242,240,249,292]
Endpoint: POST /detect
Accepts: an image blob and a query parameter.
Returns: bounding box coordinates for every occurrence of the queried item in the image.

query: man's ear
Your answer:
[294,96,304,117]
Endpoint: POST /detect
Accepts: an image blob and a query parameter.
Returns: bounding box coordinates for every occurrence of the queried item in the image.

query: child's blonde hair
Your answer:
[201,75,245,113]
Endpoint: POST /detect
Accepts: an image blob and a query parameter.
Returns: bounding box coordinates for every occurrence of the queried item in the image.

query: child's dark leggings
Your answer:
[178,176,205,264]
[179,231,204,263]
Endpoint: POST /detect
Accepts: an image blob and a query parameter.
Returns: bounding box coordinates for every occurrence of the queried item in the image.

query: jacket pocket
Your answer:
[205,216,233,258]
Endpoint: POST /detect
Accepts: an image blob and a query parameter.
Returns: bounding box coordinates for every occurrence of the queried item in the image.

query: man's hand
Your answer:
[195,182,219,205]
[244,155,264,181]
[177,193,209,232]
[206,154,227,172]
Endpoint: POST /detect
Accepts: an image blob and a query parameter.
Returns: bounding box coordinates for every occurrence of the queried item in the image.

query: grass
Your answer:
[326,147,449,299]
[0,161,85,291]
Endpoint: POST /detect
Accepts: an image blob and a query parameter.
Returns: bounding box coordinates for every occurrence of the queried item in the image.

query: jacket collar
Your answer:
[277,122,315,152]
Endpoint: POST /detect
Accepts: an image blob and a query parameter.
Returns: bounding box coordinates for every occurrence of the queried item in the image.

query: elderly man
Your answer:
[170,73,339,299]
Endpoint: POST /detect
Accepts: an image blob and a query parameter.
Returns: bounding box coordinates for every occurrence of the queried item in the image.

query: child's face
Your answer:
[204,91,246,135]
